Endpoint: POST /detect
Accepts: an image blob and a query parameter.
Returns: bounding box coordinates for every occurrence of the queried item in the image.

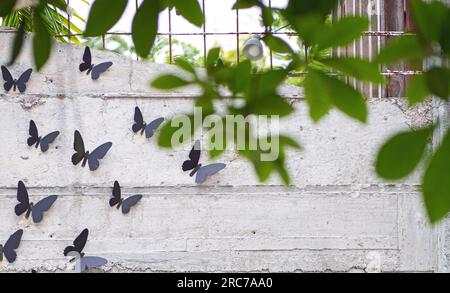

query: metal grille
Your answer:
[21,1,427,98]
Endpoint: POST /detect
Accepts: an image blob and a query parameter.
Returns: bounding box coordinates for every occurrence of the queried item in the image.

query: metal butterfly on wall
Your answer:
[132,106,164,139]
[182,140,226,184]
[72,130,112,171]
[79,46,113,80]
[64,229,108,273]
[27,120,60,153]
[1,65,32,93]
[15,181,58,223]
[109,181,142,214]
[0,229,23,263]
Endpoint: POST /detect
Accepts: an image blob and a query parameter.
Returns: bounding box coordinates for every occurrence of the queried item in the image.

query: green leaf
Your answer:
[151,74,190,90]
[279,135,302,150]
[8,18,26,65]
[316,16,369,50]
[239,135,299,185]
[425,67,450,99]
[261,6,274,27]
[441,10,450,56]
[206,47,221,69]
[158,114,198,148]
[325,75,367,123]
[0,0,16,17]
[173,0,203,27]
[407,75,430,106]
[320,57,384,84]
[229,60,251,94]
[232,0,260,9]
[376,126,434,180]
[285,0,338,18]
[208,118,227,159]
[375,35,423,66]
[161,0,174,10]
[84,0,128,36]
[423,130,450,223]
[257,69,288,96]
[249,94,294,117]
[132,0,160,58]
[45,0,68,11]
[33,10,53,70]
[262,35,294,54]
[305,70,367,123]
[175,58,196,75]
[411,0,448,43]
[304,70,333,121]
[289,14,323,47]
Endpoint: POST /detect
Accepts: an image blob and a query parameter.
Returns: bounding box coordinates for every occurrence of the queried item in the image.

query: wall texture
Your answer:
[0,28,448,273]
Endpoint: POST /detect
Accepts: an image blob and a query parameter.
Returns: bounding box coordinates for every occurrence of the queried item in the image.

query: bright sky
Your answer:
[70,0,290,53]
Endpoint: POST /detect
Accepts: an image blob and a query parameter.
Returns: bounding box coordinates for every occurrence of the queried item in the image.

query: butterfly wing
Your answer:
[64,229,88,256]
[72,130,86,166]
[15,181,30,216]
[109,181,121,207]
[1,65,14,92]
[182,140,201,171]
[40,131,60,152]
[27,120,39,147]
[121,194,143,214]
[31,195,58,223]
[132,107,144,133]
[80,256,108,273]
[16,68,32,93]
[91,62,113,80]
[145,117,165,138]
[79,47,92,72]
[87,142,112,171]
[195,163,226,184]
[3,229,23,263]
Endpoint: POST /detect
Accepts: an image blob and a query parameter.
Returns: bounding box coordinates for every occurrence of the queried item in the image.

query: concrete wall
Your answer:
[0,28,448,272]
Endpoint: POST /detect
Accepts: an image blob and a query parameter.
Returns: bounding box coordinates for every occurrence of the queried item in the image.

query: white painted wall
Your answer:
[0,28,448,272]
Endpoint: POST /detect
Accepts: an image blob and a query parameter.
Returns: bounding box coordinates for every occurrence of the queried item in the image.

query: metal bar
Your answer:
[236,7,239,64]
[54,31,412,38]
[288,70,423,77]
[67,0,71,43]
[269,0,273,69]
[135,0,139,61]
[202,0,207,67]
[168,8,173,64]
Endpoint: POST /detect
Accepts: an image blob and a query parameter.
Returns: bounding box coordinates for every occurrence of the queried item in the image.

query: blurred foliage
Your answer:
[2,0,450,222]
[374,0,450,223]
[1,0,87,68]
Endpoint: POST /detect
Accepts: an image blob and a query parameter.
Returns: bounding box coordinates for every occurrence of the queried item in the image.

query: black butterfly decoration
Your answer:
[182,140,226,184]
[15,181,58,223]
[27,120,60,152]
[1,65,32,93]
[0,229,23,263]
[109,181,142,214]
[64,229,108,273]
[132,106,164,139]
[72,130,112,171]
[79,47,113,80]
